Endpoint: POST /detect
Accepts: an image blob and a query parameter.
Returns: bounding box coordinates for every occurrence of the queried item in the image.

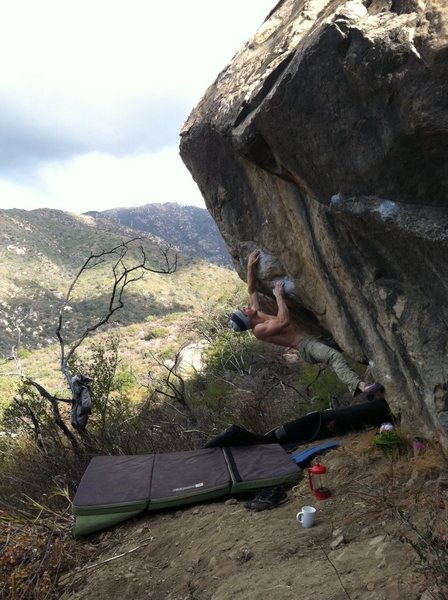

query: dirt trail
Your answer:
[59,432,442,600]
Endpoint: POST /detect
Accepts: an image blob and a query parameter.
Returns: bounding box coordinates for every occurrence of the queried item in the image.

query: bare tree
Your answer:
[146,347,190,411]
[1,238,177,452]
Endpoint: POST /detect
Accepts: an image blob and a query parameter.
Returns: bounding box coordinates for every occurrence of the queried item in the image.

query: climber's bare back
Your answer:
[251,313,307,348]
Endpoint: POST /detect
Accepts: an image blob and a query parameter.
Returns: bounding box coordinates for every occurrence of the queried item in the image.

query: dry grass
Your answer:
[0,494,94,600]
[413,444,447,475]
[340,429,378,456]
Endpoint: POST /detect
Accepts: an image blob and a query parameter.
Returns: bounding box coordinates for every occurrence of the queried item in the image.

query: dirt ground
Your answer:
[58,431,447,600]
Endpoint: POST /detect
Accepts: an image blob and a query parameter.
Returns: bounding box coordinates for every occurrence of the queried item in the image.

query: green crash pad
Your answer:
[72,444,302,537]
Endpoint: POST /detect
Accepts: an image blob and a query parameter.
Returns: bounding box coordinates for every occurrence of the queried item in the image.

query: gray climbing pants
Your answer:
[297,336,361,396]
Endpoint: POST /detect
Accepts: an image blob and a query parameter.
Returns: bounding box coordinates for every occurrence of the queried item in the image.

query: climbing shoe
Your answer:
[243,486,288,511]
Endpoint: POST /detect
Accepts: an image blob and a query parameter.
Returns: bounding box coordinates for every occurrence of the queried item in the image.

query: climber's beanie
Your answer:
[229,309,251,332]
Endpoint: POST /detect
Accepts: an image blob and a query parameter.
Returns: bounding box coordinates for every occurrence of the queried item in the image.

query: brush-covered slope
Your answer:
[0,208,239,357]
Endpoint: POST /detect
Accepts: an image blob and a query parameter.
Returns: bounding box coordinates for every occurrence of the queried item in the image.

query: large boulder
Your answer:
[179,0,448,447]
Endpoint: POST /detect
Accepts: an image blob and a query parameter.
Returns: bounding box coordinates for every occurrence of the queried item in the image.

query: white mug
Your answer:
[296,506,316,528]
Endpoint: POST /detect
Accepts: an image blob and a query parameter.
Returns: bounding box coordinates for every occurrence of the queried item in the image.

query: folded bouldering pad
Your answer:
[72,444,302,537]
[205,398,391,448]
[224,444,302,492]
[203,424,265,448]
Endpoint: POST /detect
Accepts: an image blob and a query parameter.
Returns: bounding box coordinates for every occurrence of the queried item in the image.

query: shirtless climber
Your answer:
[229,249,380,397]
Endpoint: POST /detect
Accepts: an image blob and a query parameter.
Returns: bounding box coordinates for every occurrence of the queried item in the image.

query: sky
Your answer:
[0,0,275,214]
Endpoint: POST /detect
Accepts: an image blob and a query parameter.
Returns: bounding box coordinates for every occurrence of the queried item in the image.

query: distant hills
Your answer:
[0,205,239,357]
[86,203,232,267]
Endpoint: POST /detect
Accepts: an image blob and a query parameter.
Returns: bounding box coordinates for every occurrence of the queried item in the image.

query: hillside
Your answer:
[86,203,232,267]
[0,207,239,358]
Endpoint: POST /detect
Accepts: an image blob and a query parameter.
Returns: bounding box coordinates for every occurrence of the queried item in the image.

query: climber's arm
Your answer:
[247,249,261,310]
[273,281,290,324]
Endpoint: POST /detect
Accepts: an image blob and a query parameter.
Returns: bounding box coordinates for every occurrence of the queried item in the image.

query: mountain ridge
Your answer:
[85,202,232,267]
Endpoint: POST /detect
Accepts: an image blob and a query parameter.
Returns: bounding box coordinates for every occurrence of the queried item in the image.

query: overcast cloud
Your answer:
[0,0,274,213]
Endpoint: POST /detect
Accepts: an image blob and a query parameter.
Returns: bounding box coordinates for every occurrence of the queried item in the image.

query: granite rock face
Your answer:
[179,0,448,446]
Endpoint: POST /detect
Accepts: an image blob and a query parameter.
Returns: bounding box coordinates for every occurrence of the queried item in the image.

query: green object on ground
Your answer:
[374,431,402,458]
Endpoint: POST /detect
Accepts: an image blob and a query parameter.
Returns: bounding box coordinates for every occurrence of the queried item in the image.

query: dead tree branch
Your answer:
[23,378,80,451]
[153,351,187,408]
[56,239,176,395]
[13,395,47,453]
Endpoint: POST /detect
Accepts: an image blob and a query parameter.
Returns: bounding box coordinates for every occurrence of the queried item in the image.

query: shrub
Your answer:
[144,326,169,340]
[374,430,403,459]
[16,348,31,359]
[204,329,257,376]
[113,364,138,393]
